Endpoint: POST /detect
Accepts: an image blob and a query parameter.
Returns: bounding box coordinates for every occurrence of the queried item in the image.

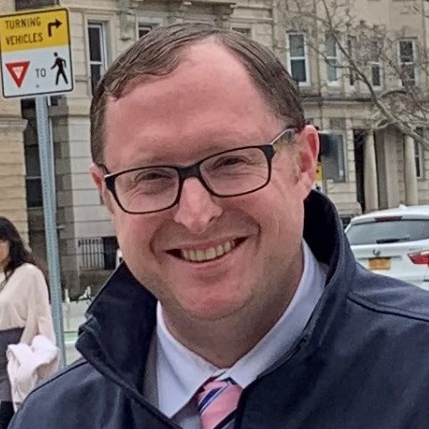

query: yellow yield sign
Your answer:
[0,7,73,98]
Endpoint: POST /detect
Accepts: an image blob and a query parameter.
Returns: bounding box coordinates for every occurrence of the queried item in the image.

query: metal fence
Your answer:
[77,236,118,270]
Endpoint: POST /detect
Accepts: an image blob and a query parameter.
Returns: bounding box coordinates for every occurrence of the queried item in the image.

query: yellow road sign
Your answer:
[313,162,324,192]
[0,7,73,98]
[316,162,323,181]
[0,8,69,52]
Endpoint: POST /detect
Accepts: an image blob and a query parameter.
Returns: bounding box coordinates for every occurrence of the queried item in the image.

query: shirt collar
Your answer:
[155,239,327,418]
[155,304,218,417]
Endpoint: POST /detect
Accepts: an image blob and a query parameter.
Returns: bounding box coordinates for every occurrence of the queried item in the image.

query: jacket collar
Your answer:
[77,263,157,395]
[76,190,356,394]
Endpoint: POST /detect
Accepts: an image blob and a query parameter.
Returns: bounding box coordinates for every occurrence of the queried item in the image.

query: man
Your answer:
[9,23,429,429]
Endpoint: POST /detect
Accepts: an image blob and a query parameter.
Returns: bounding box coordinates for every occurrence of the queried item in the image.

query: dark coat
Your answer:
[9,191,429,428]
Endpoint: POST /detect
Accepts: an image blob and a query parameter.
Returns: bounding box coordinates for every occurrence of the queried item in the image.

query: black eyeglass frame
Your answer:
[98,127,299,215]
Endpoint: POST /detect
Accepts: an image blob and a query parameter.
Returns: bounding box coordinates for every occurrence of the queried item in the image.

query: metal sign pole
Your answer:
[0,6,73,368]
[35,96,66,367]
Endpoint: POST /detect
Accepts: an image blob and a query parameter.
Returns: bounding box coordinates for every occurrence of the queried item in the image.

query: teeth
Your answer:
[215,245,224,257]
[196,250,205,262]
[182,249,190,260]
[180,240,237,263]
[205,247,217,260]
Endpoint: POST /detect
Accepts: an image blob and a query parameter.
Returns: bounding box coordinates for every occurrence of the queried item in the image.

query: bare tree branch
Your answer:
[283,0,429,149]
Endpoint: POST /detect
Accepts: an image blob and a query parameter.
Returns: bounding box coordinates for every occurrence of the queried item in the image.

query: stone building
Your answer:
[0,0,428,295]
[281,0,429,218]
[0,0,28,240]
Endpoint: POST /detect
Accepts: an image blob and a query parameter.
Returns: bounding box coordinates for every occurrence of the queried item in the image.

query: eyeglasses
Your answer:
[98,127,298,214]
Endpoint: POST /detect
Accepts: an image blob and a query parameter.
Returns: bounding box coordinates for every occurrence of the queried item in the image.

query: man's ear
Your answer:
[89,163,115,213]
[296,125,319,192]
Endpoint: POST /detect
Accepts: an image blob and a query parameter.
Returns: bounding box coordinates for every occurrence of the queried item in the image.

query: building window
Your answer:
[87,21,107,94]
[347,36,356,86]
[398,39,417,86]
[25,145,43,208]
[371,63,382,87]
[232,27,251,37]
[138,24,154,38]
[369,39,382,88]
[286,32,309,85]
[415,128,424,179]
[320,132,346,182]
[326,34,340,84]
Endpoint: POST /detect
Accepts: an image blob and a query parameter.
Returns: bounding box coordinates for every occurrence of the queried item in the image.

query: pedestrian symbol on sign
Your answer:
[51,52,68,85]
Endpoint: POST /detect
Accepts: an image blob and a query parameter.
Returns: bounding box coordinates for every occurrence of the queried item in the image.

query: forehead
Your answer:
[103,41,282,168]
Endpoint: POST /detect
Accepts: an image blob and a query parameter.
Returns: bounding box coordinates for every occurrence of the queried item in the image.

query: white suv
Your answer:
[345,205,429,291]
[116,249,123,268]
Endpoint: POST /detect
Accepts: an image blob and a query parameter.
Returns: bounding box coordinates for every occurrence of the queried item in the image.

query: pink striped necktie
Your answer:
[196,378,242,429]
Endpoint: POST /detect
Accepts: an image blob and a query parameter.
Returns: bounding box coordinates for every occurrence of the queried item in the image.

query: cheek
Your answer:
[246,170,305,238]
[112,213,158,262]
[271,161,310,207]
[267,167,302,205]
[236,182,303,239]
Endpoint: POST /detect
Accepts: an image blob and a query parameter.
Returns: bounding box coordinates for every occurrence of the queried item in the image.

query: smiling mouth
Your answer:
[168,238,246,263]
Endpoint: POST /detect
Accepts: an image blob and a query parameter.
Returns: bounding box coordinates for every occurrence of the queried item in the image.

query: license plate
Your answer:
[368,258,391,270]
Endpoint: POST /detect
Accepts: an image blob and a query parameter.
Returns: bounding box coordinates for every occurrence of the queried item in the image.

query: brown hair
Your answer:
[0,216,36,281]
[90,23,306,164]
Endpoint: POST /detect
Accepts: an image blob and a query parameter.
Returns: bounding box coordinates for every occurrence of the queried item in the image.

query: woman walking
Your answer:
[0,217,55,428]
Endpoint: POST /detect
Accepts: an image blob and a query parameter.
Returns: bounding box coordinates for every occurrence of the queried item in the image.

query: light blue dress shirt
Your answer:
[143,240,327,429]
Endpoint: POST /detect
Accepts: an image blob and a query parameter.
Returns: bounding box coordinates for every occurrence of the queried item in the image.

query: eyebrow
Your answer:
[105,129,287,173]
[113,141,258,170]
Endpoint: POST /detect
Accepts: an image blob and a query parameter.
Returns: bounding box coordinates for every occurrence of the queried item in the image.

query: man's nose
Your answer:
[173,178,223,234]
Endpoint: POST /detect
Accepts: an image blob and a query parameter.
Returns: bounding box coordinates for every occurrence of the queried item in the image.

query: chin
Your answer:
[182,297,245,321]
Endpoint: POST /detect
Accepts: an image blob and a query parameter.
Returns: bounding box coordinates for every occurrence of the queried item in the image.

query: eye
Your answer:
[212,155,248,168]
[136,171,166,181]
[133,168,175,182]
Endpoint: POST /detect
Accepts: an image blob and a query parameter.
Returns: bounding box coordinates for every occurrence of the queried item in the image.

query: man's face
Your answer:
[91,41,318,329]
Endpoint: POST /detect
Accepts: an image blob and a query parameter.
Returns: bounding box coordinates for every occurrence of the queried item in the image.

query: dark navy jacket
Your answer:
[9,191,429,428]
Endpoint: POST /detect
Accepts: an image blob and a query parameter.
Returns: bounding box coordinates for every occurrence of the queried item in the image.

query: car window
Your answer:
[346,219,429,245]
